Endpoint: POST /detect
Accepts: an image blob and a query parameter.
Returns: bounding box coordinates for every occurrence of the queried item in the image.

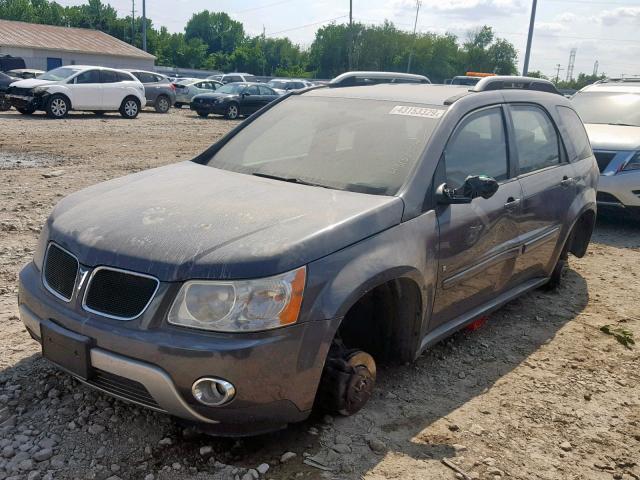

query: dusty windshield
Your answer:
[205,96,444,195]
[572,91,640,127]
[39,67,81,81]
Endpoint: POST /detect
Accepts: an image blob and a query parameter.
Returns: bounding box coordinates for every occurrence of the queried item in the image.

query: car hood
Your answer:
[46,162,404,281]
[9,78,58,89]
[585,123,640,151]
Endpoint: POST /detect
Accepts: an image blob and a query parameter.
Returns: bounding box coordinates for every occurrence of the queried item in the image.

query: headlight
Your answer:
[167,266,306,332]
[32,86,49,94]
[622,152,640,172]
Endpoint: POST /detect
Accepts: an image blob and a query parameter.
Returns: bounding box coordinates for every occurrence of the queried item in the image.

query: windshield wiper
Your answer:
[252,172,330,189]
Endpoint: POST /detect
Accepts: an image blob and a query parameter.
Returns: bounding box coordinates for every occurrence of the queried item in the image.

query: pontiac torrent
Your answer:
[18,76,598,435]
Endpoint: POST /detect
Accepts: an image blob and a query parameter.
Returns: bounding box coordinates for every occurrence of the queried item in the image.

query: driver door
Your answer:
[431,106,524,329]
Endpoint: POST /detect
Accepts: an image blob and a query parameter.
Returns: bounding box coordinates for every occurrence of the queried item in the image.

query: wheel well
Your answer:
[337,278,422,364]
[569,209,596,258]
[122,95,140,106]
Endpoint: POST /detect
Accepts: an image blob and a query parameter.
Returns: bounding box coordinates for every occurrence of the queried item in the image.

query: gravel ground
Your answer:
[0,108,638,480]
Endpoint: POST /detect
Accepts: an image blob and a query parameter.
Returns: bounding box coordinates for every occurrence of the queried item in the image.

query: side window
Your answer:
[246,85,260,95]
[74,70,100,84]
[116,71,133,82]
[444,108,509,188]
[100,70,118,83]
[227,75,242,83]
[511,105,561,174]
[258,85,273,95]
[194,82,204,89]
[203,82,216,90]
[557,106,592,161]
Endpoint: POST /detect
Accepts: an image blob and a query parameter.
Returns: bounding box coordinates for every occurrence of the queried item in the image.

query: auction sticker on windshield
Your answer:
[389,105,445,119]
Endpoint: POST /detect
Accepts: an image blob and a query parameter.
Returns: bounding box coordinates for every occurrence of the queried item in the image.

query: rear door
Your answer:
[258,85,278,107]
[100,70,125,109]
[69,69,102,109]
[431,106,524,329]
[506,103,577,281]
[241,85,261,113]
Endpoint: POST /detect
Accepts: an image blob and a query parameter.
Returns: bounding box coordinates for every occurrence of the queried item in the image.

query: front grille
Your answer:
[596,192,622,204]
[594,151,616,173]
[88,369,163,411]
[84,267,158,320]
[8,87,33,97]
[43,244,79,301]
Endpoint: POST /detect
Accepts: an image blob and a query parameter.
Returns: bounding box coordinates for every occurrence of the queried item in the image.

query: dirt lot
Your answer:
[0,108,638,480]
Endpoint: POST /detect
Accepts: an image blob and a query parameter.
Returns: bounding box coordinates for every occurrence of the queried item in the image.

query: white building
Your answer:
[0,19,155,71]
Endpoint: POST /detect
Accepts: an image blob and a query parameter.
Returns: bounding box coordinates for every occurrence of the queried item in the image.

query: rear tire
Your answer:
[119,97,140,119]
[16,107,36,115]
[544,241,569,291]
[196,110,208,118]
[45,94,69,119]
[154,95,171,113]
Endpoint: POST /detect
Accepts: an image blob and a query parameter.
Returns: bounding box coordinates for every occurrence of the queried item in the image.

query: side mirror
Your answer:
[436,175,499,205]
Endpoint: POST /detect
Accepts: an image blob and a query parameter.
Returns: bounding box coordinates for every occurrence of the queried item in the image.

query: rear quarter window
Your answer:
[557,105,592,161]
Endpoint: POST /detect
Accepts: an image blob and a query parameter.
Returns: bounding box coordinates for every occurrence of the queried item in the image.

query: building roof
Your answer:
[0,19,155,60]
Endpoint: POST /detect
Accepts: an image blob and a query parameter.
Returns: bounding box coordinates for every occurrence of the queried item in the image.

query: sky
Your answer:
[56,0,640,79]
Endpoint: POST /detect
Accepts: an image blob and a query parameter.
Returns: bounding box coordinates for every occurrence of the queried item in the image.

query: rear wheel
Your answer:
[155,95,171,113]
[196,110,208,118]
[16,106,36,115]
[317,344,376,416]
[544,240,569,291]
[119,97,140,119]
[225,103,239,120]
[45,95,69,118]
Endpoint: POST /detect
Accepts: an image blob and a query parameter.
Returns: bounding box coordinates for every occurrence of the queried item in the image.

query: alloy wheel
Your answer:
[51,98,67,117]
[227,104,238,119]
[124,100,138,117]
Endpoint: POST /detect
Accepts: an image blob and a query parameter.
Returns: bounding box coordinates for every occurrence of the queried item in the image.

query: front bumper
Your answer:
[7,94,41,110]
[190,102,225,114]
[598,171,640,209]
[19,261,337,435]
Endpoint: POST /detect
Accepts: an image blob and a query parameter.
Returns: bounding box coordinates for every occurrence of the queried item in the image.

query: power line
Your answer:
[267,15,348,36]
[233,0,297,15]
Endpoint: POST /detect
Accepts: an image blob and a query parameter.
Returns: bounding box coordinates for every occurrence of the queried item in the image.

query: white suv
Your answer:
[7,65,146,119]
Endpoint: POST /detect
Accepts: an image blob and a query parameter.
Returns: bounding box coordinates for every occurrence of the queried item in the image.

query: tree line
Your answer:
[0,0,520,81]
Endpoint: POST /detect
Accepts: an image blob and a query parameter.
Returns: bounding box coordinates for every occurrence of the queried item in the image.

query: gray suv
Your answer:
[127,70,176,113]
[18,76,597,436]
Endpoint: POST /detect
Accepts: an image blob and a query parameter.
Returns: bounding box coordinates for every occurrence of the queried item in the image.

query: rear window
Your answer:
[557,106,592,161]
[204,96,444,195]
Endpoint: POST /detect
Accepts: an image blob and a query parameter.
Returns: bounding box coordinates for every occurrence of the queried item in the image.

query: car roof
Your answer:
[579,82,640,94]
[304,83,470,106]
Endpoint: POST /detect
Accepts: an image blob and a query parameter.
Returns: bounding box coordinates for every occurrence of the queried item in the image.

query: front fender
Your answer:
[302,210,439,336]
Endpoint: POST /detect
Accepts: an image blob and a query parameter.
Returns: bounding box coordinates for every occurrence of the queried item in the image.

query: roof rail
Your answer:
[473,76,561,95]
[595,77,640,84]
[329,71,431,88]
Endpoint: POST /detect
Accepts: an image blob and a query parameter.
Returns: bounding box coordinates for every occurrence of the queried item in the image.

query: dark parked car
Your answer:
[126,70,176,113]
[190,82,280,119]
[0,71,15,111]
[19,76,597,436]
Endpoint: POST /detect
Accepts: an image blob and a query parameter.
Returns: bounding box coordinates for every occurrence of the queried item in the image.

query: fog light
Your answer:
[191,378,235,406]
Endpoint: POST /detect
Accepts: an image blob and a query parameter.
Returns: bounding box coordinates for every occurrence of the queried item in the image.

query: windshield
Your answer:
[267,80,288,89]
[216,84,246,94]
[572,91,640,127]
[39,67,81,81]
[204,96,443,195]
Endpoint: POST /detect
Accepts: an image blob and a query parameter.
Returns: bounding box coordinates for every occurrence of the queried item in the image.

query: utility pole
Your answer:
[554,64,564,84]
[407,0,421,73]
[131,0,135,46]
[142,0,146,52]
[593,60,599,76]
[262,25,266,76]
[522,0,537,76]
[565,48,576,82]
[347,0,353,70]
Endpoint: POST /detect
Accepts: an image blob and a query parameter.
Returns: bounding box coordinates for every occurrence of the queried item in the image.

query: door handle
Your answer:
[560,176,575,187]
[504,197,521,210]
